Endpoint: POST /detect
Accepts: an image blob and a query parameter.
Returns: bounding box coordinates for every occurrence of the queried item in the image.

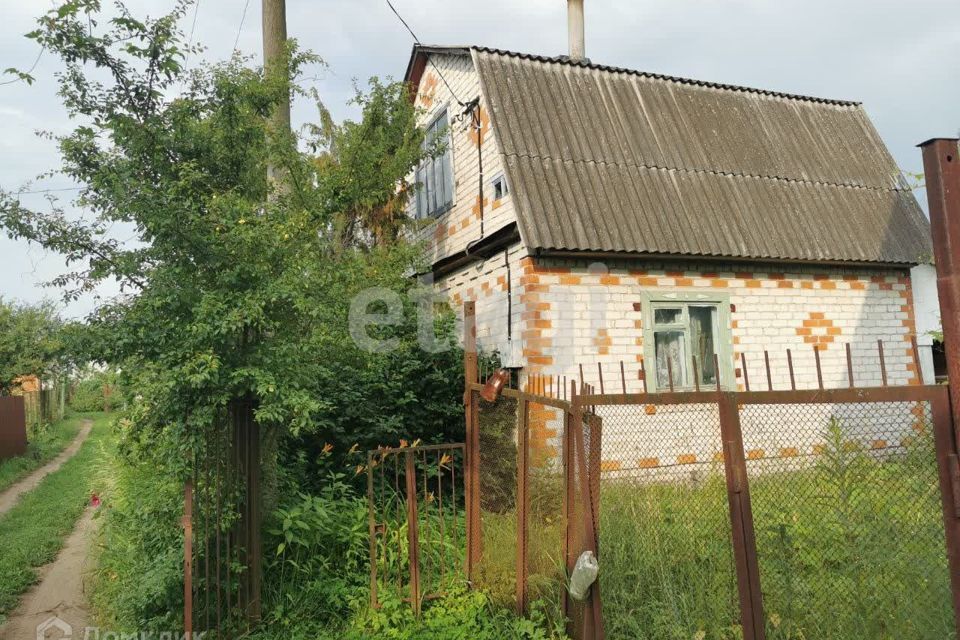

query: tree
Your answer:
[0,0,460,475]
[0,298,65,393]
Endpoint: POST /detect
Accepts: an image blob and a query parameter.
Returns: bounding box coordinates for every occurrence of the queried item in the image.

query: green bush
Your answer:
[91,430,186,633]
[69,372,120,413]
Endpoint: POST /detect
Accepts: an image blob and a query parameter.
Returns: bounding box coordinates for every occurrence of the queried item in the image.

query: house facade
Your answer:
[403,46,932,468]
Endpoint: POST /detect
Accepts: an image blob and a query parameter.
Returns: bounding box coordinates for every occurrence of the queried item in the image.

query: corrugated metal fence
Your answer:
[0,396,28,460]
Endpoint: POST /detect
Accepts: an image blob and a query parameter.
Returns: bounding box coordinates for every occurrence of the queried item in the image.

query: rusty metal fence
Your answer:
[184,399,262,638]
[367,442,466,614]
[465,356,960,640]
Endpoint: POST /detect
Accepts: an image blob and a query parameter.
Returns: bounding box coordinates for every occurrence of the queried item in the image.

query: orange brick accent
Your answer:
[560,275,581,285]
[797,312,841,350]
[471,196,489,221]
[601,461,622,472]
[747,449,765,460]
[780,447,799,457]
[677,454,697,465]
[644,404,657,415]
[419,73,438,108]
[594,328,612,355]
[812,444,826,455]
[638,458,660,469]
[872,440,888,450]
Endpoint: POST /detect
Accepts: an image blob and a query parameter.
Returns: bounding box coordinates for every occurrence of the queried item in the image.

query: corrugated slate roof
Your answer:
[463,46,931,265]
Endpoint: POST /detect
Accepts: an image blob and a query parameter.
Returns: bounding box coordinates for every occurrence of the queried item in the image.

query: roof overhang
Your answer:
[403,44,472,103]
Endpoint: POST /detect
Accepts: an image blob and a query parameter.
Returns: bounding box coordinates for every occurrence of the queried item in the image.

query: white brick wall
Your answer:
[410,53,518,266]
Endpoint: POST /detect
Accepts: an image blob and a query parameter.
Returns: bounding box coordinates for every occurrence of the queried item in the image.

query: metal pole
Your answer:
[463,302,480,583]
[515,400,530,614]
[921,139,960,412]
[183,480,194,637]
[931,387,960,633]
[405,451,422,616]
[922,137,960,635]
[718,393,766,640]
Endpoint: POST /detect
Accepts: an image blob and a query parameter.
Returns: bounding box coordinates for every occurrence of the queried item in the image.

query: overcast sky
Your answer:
[1,0,958,318]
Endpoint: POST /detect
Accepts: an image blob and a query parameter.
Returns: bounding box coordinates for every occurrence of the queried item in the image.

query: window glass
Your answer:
[654,308,683,325]
[655,330,686,389]
[647,300,727,390]
[416,110,453,219]
[493,175,509,200]
[689,305,717,385]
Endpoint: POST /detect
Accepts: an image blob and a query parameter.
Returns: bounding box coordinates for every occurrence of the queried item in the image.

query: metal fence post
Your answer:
[404,450,422,616]
[463,301,481,584]
[183,479,194,637]
[922,139,960,428]
[718,392,766,640]
[516,399,530,614]
[931,387,960,631]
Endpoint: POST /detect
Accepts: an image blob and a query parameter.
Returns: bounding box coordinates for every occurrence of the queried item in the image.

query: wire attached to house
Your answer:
[384,0,466,108]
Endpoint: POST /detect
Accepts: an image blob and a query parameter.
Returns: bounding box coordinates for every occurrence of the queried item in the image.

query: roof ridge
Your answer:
[465,45,861,107]
[501,151,908,194]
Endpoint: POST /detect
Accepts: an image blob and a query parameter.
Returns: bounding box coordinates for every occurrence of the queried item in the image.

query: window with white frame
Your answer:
[415,109,454,219]
[492,173,509,201]
[642,294,732,391]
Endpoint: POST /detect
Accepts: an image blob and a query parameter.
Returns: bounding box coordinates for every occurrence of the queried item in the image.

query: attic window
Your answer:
[492,174,509,201]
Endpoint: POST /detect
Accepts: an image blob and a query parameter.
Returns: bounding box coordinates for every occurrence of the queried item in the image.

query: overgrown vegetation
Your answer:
[0,412,111,621]
[0,412,84,493]
[0,298,67,393]
[471,420,953,639]
[600,425,950,639]
[68,369,121,413]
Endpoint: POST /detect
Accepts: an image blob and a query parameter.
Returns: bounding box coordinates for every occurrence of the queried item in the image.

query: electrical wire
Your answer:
[11,186,82,196]
[233,0,252,52]
[0,46,46,87]
[385,0,421,43]
[186,0,202,48]
[384,0,466,107]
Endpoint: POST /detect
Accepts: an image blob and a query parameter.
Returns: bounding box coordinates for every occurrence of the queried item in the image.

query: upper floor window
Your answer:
[416,109,454,219]
[492,173,509,201]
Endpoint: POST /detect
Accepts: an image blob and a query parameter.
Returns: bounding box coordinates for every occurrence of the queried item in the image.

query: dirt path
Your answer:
[0,419,93,518]
[0,506,97,639]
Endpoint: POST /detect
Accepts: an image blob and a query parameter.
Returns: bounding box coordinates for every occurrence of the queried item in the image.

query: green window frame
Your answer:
[640,291,735,392]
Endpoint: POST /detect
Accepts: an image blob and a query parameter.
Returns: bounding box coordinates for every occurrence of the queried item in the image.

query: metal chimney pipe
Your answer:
[568,0,585,61]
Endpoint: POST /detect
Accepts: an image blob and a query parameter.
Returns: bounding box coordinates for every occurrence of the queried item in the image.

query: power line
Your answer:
[0,46,46,87]
[385,0,421,43]
[186,0,202,47]
[233,0,253,52]
[383,0,466,108]
[12,186,82,196]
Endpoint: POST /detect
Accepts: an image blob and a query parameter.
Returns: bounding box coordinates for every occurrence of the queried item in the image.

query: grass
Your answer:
[0,412,85,493]
[0,412,113,622]
[476,427,955,640]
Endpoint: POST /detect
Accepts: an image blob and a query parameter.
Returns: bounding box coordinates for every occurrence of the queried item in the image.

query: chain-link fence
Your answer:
[740,400,954,639]
[592,401,741,639]
[464,373,960,640]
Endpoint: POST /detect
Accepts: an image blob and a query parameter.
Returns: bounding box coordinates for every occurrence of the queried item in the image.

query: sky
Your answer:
[1,0,958,319]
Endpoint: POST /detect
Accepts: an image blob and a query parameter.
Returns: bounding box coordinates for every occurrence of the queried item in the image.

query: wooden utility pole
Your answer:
[262,0,291,184]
